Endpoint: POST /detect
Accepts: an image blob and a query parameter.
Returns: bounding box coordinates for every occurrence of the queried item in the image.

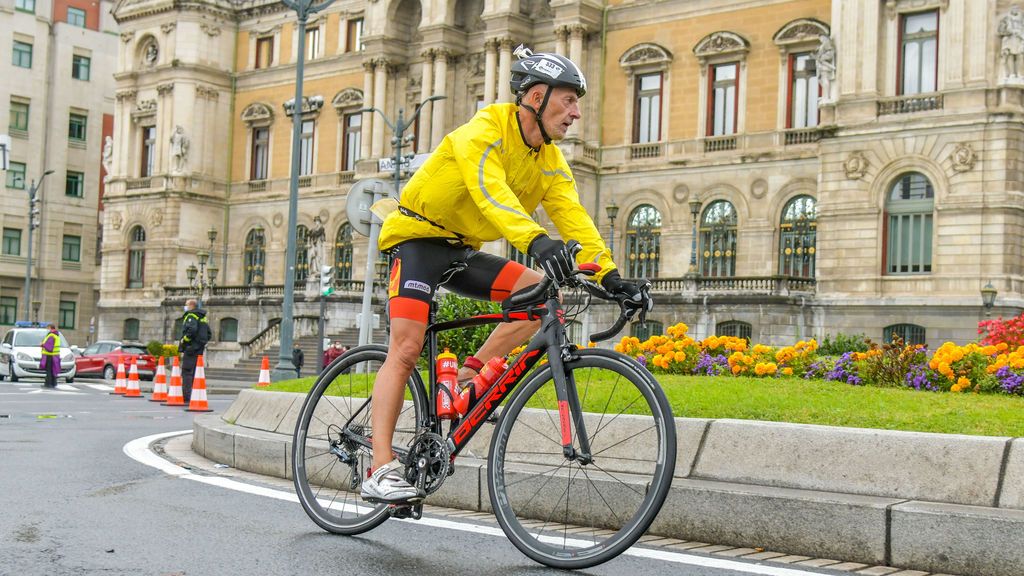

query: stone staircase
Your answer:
[205,329,387,382]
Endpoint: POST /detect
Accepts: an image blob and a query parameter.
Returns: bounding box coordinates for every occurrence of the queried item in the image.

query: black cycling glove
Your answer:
[601,270,654,312]
[529,235,574,284]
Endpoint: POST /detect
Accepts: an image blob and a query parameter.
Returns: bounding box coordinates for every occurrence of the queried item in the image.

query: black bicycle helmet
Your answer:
[510,45,587,144]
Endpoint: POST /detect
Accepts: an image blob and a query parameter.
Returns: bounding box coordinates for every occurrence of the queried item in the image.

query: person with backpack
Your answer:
[179,298,211,404]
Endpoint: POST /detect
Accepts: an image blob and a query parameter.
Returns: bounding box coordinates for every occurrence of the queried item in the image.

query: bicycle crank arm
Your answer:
[389,503,423,520]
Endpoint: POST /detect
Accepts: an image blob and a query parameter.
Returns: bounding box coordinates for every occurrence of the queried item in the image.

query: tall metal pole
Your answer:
[23,171,51,320]
[274,0,334,381]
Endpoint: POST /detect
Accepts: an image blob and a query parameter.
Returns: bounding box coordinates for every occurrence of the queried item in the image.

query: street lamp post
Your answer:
[186,227,220,306]
[688,199,702,275]
[356,95,445,347]
[604,199,619,257]
[981,282,998,317]
[24,170,54,320]
[274,0,336,381]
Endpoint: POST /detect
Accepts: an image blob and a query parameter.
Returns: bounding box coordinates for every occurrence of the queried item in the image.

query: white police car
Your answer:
[0,322,77,383]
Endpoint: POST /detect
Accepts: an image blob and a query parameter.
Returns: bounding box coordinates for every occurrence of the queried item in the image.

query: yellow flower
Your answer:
[731,364,742,375]
[957,376,971,389]
[782,367,794,376]
[674,351,687,363]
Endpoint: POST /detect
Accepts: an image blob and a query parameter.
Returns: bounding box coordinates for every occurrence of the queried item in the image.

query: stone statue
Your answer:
[1000,5,1024,80]
[169,125,190,174]
[813,35,836,103]
[307,216,326,278]
[101,136,113,179]
[144,42,158,66]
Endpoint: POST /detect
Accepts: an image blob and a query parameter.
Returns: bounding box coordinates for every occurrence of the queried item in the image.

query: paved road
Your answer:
[0,378,856,576]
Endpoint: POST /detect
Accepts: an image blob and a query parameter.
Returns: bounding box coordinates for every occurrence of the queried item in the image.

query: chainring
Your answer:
[405,432,451,496]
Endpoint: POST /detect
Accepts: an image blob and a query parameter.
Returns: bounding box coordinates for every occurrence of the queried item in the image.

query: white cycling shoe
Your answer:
[360,459,425,504]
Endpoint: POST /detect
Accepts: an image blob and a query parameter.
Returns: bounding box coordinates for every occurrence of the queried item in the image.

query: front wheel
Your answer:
[9,362,18,382]
[103,365,115,381]
[292,345,428,536]
[488,348,676,569]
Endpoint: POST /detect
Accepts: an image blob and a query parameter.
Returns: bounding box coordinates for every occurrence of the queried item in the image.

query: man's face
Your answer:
[530,86,581,141]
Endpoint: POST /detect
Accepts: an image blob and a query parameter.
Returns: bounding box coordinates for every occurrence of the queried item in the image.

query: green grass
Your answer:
[262,373,1024,437]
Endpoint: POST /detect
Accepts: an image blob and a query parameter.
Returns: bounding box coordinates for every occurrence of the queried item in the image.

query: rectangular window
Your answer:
[141,126,156,176]
[10,100,29,132]
[0,296,16,325]
[251,127,269,180]
[7,162,26,189]
[15,0,34,13]
[709,63,738,136]
[887,213,933,274]
[66,171,84,197]
[299,119,315,175]
[58,299,76,329]
[305,27,320,60]
[255,37,274,69]
[2,228,22,256]
[67,7,86,27]
[899,10,939,95]
[346,19,364,52]
[788,53,819,128]
[72,55,91,80]
[69,113,88,142]
[13,41,32,68]
[633,72,662,143]
[342,113,361,171]
[127,248,145,288]
[62,235,81,262]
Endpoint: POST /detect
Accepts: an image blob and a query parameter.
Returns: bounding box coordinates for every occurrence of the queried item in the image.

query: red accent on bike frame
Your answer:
[474,312,537,322]
[452,348,541,447]
[558,400,572,446]
[556,309,565,325]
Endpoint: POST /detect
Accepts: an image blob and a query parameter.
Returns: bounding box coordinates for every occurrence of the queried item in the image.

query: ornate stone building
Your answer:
[101,0,1024,365]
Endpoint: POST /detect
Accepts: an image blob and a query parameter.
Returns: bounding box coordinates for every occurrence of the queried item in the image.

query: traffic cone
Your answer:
[149,356,167,402]
[163,356,185,406]
[124,357,143,398]
[256,356,271,388]
[111,356,127,395]
[186,355,213,413]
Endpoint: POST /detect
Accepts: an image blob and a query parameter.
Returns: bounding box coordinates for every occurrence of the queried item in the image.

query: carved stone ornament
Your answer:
[116,89,137,102]
[284,95,325,117]
[241,102,274,124]
[772,18,831,47]
[673,184,690,204]
[844,152,869,180]
[160,23,176,34]
[143,41,159,67]
[950,143,977,172]
[466,52,485,77]
[200,23,221,37]
[272,212,283,227]
[331,88,364,110]
[156,83,174,96]
[408,74,421,90]
[886,0,949,20]
[196,85,220,100]
[134,99,157,114]
[150,210,163,228]
[620,43,673,70]
[751,179,769,199]
[693,31,750,62]
[121,31,134,43]
[110,211,123,231]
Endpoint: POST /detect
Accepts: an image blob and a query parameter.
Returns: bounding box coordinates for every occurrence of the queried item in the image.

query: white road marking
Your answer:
[85,384,114,391]
[124,431,834,576]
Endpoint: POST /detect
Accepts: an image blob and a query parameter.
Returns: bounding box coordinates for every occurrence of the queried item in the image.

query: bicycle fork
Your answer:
[546,342,594,464]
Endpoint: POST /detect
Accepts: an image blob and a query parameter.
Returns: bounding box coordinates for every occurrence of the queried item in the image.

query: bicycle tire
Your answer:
[292,344,428,535]
[488,348,676,569]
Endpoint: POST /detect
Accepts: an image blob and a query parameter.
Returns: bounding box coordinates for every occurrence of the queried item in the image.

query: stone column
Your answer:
[418,50,435,153]
[483,40,498,105]
[568,25,587,138]
[361,60,374,161]
[156,84,174,174]
[430,50,450,148]
[371,58,388,158]
[115,90,135,178]
[498,39,513,103]
[554,26,570,56]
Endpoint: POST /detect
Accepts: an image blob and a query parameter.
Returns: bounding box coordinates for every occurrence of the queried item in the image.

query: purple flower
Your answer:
[693,352,729,376]
[904,363,939,392]
[996,365,1024,395]
[635,355,647,367]
[825,352,863,386]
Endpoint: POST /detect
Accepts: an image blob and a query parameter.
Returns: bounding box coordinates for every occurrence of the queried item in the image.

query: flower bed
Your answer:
[612,322,1024,397]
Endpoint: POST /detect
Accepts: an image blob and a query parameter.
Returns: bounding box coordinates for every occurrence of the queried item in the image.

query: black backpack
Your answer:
[194,319,211,349]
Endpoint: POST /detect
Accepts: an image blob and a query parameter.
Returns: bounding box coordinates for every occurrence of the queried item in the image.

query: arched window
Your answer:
[295,224,309,284]
[885,172,934,274]
[716,320,752,342]
[883,323,926,346]
[699,201,737,277]
[126,226,146,288]
[626,205,661,278]
[220,317,239,342]
[631,320,663,342]
[779,195,817,278]
[334,223,354,281]
[123,318,140,341]
[244,227,266,285]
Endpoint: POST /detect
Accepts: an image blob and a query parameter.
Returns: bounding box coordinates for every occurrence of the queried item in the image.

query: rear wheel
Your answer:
[488,348,676,569]
[103,365,115,380]
[292,345,427,535]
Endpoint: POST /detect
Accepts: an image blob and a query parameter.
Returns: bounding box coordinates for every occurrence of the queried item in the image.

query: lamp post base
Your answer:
[270,363,299,382]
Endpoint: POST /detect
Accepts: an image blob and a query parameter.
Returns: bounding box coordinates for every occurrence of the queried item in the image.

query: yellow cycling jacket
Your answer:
[378,103,615,282]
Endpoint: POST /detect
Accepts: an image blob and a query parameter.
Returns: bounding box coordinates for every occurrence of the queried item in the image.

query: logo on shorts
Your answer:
[388,260,401,298]
[404,280,431,294]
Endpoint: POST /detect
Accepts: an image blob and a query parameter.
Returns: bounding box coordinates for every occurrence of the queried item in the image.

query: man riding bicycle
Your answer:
[363,46,652,503]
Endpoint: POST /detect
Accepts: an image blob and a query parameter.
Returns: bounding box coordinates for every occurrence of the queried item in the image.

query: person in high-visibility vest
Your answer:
[39,323,61,388]
[179,299,210,403]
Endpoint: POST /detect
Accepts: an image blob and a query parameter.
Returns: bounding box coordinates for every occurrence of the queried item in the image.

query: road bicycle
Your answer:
[291,250,676,569]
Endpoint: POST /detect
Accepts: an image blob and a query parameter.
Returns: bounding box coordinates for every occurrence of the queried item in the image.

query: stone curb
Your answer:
[193,390,1024,576]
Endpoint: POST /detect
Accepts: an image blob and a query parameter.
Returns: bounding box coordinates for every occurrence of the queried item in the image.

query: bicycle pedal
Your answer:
[388,503,423,520]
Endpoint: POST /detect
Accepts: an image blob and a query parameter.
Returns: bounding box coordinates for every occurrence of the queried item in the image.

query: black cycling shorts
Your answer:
[386,239,529,323]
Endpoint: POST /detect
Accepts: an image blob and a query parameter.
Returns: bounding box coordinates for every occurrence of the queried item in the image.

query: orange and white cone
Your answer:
[111,356,127,395]
[256,356,271,388]
[124,357,143,398]
[186,355,213,413]
[163,356,185,406]
[149,357,167,402]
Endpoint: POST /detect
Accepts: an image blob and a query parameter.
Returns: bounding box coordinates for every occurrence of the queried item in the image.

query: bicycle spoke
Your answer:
[589,424,657,458]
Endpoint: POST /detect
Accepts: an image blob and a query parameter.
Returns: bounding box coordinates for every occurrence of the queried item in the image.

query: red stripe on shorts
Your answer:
[490,261,527,302]
[389,296,430,322]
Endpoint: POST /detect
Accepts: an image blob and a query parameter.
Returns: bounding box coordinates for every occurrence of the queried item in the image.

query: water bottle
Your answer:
[453,356,509,416]
[436,348,459,419]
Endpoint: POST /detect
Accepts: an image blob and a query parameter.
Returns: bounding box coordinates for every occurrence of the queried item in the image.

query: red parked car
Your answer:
[75,341,157,381]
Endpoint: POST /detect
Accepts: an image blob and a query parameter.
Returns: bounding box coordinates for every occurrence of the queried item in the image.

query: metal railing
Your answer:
[877,93,943,115]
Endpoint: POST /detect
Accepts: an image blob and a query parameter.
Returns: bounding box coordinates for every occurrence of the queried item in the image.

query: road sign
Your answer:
[377,153,430,173]
[345,178,395,237]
